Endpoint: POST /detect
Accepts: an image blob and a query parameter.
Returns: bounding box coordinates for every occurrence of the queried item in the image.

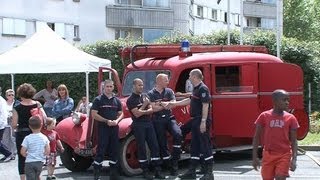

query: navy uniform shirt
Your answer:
[91,94,122,124]
[190,82,211,117]
[126,93,150,122]
[147,88,175,117]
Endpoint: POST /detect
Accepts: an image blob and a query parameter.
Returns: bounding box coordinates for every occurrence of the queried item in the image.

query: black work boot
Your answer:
[143,169,154,180]
[199,164,214,180]
[93,168,101,180]
[196,162,206,174]
[170,161,178,176]
[155,167,166,179]
[110,167,122,180]
[178,168,196,179]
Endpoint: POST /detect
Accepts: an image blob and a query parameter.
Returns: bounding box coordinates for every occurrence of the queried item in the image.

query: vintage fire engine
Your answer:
[56,43,309,176]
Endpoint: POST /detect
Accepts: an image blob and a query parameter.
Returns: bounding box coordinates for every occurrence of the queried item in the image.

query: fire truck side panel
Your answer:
[258,63,308,139]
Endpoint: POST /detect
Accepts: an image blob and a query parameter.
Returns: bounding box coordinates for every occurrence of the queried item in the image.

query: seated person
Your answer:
[75,96,92,114]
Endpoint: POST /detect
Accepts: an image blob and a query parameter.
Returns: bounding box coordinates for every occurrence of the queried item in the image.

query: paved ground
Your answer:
[1,150,320,180]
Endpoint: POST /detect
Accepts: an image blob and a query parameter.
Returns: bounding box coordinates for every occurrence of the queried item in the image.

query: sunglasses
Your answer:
[7,94,14,96]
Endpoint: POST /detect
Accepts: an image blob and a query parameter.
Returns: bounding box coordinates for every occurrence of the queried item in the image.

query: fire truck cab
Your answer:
[56,44,309,176]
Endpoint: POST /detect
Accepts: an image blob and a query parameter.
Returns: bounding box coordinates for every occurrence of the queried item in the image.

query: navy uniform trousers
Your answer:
[152,115,182,163]
[190,117,213,166]
[132,121,162,171]
[93,123,119,169]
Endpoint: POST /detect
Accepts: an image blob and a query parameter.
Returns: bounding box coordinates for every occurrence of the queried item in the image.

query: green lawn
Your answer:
[299,132,320,145]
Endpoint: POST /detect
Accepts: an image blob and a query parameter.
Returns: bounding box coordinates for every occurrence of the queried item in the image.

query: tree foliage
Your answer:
[283,0,316,41]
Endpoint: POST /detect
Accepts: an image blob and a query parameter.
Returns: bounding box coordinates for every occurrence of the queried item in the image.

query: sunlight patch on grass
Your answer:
[299,132,320,145]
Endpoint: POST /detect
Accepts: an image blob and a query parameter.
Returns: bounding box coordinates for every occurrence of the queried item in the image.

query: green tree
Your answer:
[283,0,314,41]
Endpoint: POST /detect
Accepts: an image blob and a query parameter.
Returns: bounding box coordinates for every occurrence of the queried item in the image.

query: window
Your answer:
[122,70,170,96]
[257,18,261,27]
[55,23,65,38]
[234,14,240,26]
[143,0,170,8]
[2,18,26,36]
[143,29,171,43]
[215,66,240,92]
[261,18,276,29]
[246,17,261,28]
[224,12,228,23]
[197,5,203,17]
[115,29,131,39]
[262,0,276,4]
[46,22,64,37]
[211,9,218,20]
[117,0,129,4]
[73,25,80,41]
[47,23,55,31]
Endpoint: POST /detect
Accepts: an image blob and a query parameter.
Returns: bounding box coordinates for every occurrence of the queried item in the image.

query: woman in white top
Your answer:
[33,80,57,117]
[2,89,18,159]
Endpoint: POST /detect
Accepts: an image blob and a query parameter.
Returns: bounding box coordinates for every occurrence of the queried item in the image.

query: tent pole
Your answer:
[86,72,90,115]
[11,74,15,90]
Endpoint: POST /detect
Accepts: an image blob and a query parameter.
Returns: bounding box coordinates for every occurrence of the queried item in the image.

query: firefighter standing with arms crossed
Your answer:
[126,78,165,179]
[147,73,182,176]
[165,68,214,180]
[92,79,124,180]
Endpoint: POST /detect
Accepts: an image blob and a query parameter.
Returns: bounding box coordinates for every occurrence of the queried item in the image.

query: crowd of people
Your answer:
[0,81,78,180]
[0,68,299,180]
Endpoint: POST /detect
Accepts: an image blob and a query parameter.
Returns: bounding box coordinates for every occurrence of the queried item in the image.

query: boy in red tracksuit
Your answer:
[252,89,299,180]
[42,118,64,180]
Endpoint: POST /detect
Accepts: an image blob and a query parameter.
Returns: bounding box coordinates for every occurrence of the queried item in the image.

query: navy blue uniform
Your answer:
[147,88,182,165]
[92,94,122,170]
[189,82,213,166]
[126,93,161,171]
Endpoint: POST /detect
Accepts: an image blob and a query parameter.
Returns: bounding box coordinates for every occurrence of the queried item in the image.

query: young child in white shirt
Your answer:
[21,116,50,180]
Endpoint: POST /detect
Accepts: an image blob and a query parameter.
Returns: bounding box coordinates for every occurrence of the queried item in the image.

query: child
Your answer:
[252,89,299,180]
[21,116,50,180]
[42,118,64,180]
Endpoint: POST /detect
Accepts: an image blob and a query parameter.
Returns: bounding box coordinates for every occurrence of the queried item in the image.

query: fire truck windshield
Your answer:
[122,70,171,96]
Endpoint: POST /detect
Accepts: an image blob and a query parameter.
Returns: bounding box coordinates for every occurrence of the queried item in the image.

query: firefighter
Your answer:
[147,73,182,176]
[91,79,124,180]
[165,69,214,180]
[126,78,165,179]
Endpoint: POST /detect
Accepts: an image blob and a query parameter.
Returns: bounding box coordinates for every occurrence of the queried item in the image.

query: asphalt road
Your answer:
[2,150,320,180]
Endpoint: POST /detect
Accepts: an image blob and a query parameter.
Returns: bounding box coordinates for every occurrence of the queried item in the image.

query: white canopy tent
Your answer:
[0,25,111,112]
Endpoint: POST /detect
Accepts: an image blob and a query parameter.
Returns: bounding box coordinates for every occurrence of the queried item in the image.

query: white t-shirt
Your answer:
[33,89,58,108]
[21,133,49,163]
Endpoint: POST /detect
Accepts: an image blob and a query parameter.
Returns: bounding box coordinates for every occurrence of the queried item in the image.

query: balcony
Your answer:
[243,1,276,18]
[106,6,174,29]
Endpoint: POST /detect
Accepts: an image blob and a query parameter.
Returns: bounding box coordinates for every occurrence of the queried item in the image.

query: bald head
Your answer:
[156,73,168,83]
[133,78,143,85]
[272,89,289,101]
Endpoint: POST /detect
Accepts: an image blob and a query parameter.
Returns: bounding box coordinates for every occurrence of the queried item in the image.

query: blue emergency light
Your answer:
[181,40,190,52]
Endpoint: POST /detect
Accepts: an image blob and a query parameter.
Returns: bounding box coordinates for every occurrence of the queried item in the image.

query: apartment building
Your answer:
[0,0,282,54]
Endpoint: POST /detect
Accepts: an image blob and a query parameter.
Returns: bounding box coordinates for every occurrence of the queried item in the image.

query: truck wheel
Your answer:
[120,134,150,176]
[60,142,93,172]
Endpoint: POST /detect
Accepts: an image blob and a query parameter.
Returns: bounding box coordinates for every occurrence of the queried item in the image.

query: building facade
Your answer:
[0,0,282,54]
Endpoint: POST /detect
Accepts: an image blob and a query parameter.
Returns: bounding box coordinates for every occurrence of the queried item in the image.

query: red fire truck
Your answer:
[55,44,309,176]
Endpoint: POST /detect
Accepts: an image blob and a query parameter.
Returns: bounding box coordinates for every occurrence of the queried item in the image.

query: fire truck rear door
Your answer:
[258,62,308,140]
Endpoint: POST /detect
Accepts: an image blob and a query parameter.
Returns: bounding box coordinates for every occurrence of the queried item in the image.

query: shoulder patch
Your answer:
[202,93,206,98]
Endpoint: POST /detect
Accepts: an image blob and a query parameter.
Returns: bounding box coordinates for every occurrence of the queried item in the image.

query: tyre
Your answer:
[60,142,93,172]
[119,134,150,176]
